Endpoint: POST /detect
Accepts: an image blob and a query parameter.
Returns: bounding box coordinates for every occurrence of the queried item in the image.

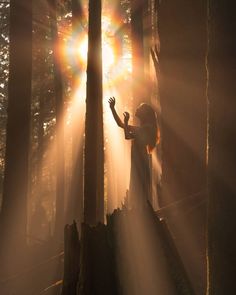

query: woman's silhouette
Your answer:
[108,97,158,208]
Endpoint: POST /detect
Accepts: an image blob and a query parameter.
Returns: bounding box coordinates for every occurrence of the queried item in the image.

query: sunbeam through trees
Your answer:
[0,0,236,294]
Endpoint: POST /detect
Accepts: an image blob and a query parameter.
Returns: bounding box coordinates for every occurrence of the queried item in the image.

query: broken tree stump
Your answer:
[63,205,195,295]
[62,222,80,295]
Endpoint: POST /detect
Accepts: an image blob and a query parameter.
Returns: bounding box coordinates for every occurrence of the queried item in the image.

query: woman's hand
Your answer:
[123,112,130,125]
[108,97,116,109]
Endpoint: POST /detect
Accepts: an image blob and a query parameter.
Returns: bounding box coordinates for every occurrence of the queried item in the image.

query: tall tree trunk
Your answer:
[37,82,45,199]
[84,0,104,225]
[72,0,83,22]
[36,5,48,202]
[207,0,236,293]
[49,0,65,239]
[66,0,84,226]
[131,0,145,108]
[0,0,32,251]
[158,0,207,206]
[144,0,158,91]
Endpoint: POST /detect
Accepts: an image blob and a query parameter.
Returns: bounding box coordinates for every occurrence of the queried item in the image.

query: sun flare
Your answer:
[77,38,88,62]
[77,37,115,71]
[102,42,115,70]
[57,12,133,213]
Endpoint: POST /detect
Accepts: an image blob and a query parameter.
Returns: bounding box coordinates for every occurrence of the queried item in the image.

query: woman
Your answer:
[108,97,158,208]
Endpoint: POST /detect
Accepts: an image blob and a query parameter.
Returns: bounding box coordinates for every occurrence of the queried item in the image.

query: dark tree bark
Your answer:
[62,222,80,295]
[0,0,32,250]
[66,0,84,226]
[131,0,145,108]
[72,0,83,22]
[143,0,155,105]
[207,0,236,293]
[158,0,207,206]
[143,1,158,79]
[48,0,65,239]
[84,0,104,225]
[78,206,194,295]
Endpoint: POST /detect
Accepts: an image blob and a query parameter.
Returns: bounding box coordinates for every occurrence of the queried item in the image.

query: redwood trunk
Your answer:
[159,0,207,206]
[131,0,145,108]
[207,0,236,293]
[84,0,104,225]
[0,0,32,251]
[66,0,84,226]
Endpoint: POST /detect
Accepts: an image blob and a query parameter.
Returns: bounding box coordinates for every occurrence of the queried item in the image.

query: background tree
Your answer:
[143,0,158,105]
[207,0,236,293]
[158,0,207,207]
[48,0,65,239]
[0,0,32,248]
[157,2,208,293]
[131,0,145,108]
[28,0,55,242]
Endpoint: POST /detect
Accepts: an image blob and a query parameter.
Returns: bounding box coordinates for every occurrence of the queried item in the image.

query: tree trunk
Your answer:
[143,0,158,105]
[207,0,236,293]
[36,5,48,202]
[49,0,65,239]
[72,0,83,23]
[0,0,32,252]
[131,0,145,108]
[37,82,45,199]
[158,0,207,206]
[66,0,84,227]
[62,222,80,295]
[84,0,104,225]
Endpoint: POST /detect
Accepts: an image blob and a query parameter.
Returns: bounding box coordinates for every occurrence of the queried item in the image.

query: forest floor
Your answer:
[0,239,64,295]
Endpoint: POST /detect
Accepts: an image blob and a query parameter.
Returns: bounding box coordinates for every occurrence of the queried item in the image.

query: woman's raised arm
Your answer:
[108,97,124,128]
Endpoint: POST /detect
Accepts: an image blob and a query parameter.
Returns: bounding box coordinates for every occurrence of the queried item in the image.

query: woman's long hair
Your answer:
[135,103,159,153]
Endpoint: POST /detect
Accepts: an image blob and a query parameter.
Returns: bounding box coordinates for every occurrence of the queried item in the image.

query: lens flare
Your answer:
[102,42,115,71]
[74,34,115,74]
[77,37,88,62]
[58,12,133,213]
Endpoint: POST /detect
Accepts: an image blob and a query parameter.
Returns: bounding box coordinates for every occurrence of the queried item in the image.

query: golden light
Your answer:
[76,36,115,72]
[77,37,88,62]
[60,14,133,213]
[102,41,115,71]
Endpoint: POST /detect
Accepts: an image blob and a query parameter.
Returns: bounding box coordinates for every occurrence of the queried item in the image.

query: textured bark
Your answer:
[84,0,104,225]
[49,0,65,239]
[207,0,236,293]
[158,0,207,206]
[0,0,32,249]
[62,222,80,295]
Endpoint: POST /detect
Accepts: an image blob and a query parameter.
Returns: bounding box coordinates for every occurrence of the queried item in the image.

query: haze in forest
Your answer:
[0,1,236,295]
